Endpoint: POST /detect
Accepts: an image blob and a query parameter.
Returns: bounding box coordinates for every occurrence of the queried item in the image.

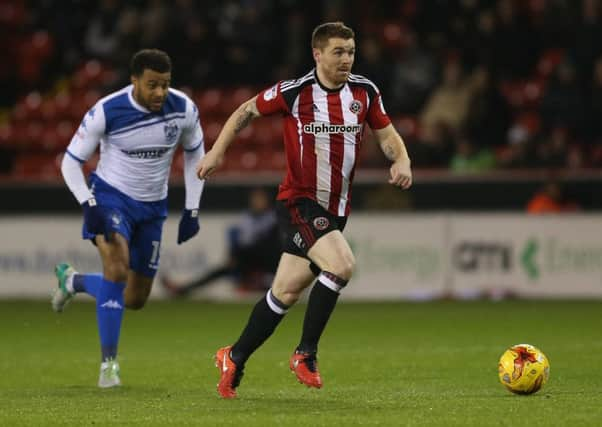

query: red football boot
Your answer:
[289,351,323,388]
[215,346,244,398]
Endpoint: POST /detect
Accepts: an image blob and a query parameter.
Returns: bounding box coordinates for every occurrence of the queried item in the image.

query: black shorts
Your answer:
[276,198,347,259]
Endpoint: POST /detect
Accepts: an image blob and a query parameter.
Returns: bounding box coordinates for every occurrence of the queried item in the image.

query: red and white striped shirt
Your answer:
[256,69,391,217]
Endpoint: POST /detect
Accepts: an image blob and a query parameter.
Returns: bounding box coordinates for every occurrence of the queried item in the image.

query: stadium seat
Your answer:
[72,60,104,90]
[40,123,60,150]
[25,121,44,148]
[12,152,61,179]
[53,91,73,120]
[195,89,223,117]
[22,91,43,120]
[54,120,76,148]
[203,120,223,146]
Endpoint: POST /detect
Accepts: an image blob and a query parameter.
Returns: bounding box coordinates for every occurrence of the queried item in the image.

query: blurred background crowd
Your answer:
[2,0,602,180]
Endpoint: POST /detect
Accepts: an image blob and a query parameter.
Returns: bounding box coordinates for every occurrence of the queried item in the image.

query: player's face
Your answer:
[131,69,171,112]
[314,37,355,86]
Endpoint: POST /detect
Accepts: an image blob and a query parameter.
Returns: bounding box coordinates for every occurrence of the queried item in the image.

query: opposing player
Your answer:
[52,49,205,387]
[197,22,412,398]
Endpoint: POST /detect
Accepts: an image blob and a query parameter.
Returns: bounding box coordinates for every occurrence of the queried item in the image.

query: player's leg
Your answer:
[216,253,316,398]
[288,230,354,388]
[123,271,153,309]
[93,232,130,388]
[52,177,134,309]
[231,253,315,362]
[297,229,354,355]
[284,199,354,388]
[124,212,166,309]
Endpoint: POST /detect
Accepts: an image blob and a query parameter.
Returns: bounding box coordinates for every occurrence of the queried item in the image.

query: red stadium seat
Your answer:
[203,120,223,146]
[250,120,276,145]
[23,91,43,120]
[8,121,28,146]
[72,60,103,90]
[41,123,61,150]
[12,152,61,179]
[24,121,44,148]
[53,91,73,120]
[231,87,255,106]
[55,120,76,149]
[268,150,286,171]
[195,89,223,116]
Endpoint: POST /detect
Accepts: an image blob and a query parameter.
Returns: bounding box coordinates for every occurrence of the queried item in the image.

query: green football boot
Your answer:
[51,263,76,313]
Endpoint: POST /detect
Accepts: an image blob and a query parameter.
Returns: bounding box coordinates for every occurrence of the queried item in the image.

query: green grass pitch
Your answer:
[1,300,601,426]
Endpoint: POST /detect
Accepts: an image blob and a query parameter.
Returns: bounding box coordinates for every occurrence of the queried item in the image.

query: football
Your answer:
[498,344,550,395]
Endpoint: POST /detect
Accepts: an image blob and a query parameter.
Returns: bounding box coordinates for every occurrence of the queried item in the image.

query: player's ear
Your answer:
[312,48,321,63]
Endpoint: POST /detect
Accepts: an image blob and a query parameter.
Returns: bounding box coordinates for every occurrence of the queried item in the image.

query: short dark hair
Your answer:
[311,22,355,50]
[130,49,172,76]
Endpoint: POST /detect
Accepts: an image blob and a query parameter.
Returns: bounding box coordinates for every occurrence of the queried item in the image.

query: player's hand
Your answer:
[389,158,412,189]
[196,149,224,180]
[177,209,200,244]
[82,198,113,242]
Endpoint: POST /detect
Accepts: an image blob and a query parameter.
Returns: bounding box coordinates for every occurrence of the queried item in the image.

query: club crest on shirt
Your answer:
[349,99,363,115]
[111,213,121,226]
[313,216,330,231]
[263,84,278,101]
[164,121,179,144]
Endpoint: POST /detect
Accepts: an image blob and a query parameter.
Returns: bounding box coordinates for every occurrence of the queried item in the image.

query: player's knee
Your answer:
[272,287,301,306]
[318,271,349,293]
[330,255,355,281]
[103,261,129,283]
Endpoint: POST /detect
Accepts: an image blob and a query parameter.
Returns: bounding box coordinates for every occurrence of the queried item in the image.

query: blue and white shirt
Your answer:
[66,85,204,203]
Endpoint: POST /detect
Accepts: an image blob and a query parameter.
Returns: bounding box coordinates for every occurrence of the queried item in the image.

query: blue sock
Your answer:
[96,278,125,362]
[73,273,102,299]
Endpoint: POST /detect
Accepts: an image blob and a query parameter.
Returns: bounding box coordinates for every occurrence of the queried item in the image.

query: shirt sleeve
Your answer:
[180,98,205,210]
[61,153,94,204]
[255,82,289,115]
[65,104,105,162]
[366,92,391,130]
[180,99,204,152]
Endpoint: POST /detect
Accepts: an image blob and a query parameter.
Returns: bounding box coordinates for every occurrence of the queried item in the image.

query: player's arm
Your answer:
[177,103,206,244]
[373,124,412,189]
[61,106,104,204]
[61,105,112,238]
[196,96,262,179]
[180,104,206,210]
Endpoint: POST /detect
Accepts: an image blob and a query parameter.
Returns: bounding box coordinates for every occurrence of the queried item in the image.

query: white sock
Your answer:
[65,273,75,293]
